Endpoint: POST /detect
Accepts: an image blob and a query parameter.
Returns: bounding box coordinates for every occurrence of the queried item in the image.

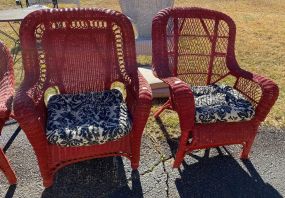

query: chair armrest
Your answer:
[13,82,47,135]
[126,71,152,116]
[0,74,14,118]
[160,76,195,132]
[126,71,152,136]
[13,82,50,174]
[233,69,279,122]
[0,42,15,118]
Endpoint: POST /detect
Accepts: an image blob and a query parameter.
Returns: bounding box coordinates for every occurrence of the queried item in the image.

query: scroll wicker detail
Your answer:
[152,7,279,168]
[0,41,16,185]
[14,8,152,187]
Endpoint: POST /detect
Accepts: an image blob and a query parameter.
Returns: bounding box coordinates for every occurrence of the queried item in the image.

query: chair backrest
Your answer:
[119,0,174,38]
[0,41,15,114]
[19,8,137,95]
[152,7,237,86]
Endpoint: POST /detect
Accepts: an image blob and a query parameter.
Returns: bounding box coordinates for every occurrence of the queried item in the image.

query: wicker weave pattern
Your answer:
[14,8,152,187]
[152,7,279,168]
[0,41,16,184]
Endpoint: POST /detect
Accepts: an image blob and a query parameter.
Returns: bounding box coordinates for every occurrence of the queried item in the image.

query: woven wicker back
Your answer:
[153,7,237,86]
[20,8,136,95]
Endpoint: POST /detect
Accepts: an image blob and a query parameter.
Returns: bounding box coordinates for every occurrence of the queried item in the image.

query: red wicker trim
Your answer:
[152,7,279,168]
[0,41,16,184]
[14,8,152,187]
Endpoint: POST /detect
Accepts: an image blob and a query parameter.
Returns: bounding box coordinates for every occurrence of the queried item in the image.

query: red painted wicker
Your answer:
[152,7,279,168]
[0,41,16,184]
[14,8,152,187]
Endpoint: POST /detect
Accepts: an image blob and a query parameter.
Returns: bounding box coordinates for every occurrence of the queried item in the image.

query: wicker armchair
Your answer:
[0,41,16,185]
[152,7,279,168]
[119,0,174,55]
[14,8,152,187]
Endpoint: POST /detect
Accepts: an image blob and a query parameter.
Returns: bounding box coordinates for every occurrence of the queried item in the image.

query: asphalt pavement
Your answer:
[0,122,284,198]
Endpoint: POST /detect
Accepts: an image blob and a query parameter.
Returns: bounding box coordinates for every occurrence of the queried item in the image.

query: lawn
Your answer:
[0,0,284,138]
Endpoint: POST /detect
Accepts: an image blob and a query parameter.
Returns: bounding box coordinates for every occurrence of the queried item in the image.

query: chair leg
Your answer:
[131,140,141,170]
[241,138,255,159]
[173,138,189,168]
[0,149,17,185]
[173,148,187,168]
[154,99,171,118]
[131,160,139,170]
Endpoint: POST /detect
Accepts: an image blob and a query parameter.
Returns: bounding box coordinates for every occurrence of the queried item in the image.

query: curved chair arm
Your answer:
[125,71,152,143]
[13,82,50,175]
[232,68,279,123]
[13,80,47,135]
[0,76,14,118]
[126,71,152,118]
[160,76,195,132]
[13,85,47,130]
[0,42,15,119]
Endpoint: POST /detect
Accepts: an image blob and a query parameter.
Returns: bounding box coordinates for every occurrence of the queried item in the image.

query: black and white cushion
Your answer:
[191,84,255,123]
[46,89,132,147]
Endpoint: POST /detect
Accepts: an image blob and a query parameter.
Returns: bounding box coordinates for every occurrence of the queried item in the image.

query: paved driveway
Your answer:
[0,122,284,197]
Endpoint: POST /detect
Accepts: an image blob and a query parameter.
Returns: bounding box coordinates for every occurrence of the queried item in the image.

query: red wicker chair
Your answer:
[14,8,152,187]
[0,41,16,185]
[152,7,279,168]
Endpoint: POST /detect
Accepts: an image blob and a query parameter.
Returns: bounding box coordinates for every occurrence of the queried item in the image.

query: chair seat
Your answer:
[191,84,255,123]
[46,89,132,147]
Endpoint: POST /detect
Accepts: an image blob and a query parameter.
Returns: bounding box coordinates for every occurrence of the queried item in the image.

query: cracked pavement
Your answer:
[0,122,285,197]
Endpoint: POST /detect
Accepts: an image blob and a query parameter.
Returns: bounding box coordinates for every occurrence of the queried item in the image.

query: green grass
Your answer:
[0,0,284,138]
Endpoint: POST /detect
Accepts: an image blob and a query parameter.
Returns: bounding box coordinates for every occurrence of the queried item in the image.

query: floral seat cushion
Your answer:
[191,84,255,123]
[46,89,132,147]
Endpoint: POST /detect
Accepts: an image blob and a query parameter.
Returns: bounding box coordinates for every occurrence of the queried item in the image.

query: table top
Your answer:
[0,6,47,22]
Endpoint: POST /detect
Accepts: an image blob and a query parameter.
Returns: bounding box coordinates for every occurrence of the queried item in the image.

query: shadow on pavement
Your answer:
[156,117,283,198]
[176,153,282,197]
[41,157,142,198]
[4,184,16,198]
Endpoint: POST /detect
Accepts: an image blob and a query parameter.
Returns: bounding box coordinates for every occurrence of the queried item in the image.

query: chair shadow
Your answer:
[4,184,17,198]
[41,157,143,198]
[155,117,178,158]
[155,117,282,198]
